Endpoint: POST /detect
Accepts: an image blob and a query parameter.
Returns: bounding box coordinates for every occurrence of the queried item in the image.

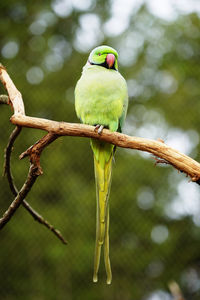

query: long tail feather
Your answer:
[104,205,112,284]
[91,139,113,284]
[93,189,101,283]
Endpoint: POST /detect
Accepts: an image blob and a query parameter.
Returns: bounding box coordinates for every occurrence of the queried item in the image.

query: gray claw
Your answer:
[97,125,104,135]
[94,124,101,131]
[94,124,104,135]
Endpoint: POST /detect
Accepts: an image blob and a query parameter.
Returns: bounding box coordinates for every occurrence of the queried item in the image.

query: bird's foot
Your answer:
[94,124,104,135]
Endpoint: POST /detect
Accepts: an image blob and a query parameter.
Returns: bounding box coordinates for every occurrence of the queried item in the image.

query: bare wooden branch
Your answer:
[0,164,38,229]
[11,114,200,184]
[3,126,67,244]
[3,126,22,186]
[0,65,25,115]
[1,129,67,243]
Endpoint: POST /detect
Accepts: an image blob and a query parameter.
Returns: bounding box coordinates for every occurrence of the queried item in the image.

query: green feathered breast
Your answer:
[75,64,128,132]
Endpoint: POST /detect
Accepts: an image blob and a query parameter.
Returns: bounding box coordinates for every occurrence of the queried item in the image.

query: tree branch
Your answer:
[3,126,67,244]
[20,200,67,245]
[3,126,22,188]
[11,114,200,185]
[0,163,38,229]
[0,64,25,115]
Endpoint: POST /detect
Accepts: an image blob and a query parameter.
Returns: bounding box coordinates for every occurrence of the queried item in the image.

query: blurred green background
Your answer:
[1,1,200,299]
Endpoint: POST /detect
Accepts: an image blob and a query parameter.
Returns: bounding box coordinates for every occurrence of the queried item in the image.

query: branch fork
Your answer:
[19,132,58,175]
[0,64,67,244]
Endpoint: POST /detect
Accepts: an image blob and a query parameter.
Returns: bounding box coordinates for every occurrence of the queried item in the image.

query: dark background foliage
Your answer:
[1,1,200,299]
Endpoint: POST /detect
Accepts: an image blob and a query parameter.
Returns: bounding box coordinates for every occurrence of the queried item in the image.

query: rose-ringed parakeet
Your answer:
[75,45,128,284]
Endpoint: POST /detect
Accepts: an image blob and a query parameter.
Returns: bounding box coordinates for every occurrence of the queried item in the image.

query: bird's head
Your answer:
[88,45,118,70]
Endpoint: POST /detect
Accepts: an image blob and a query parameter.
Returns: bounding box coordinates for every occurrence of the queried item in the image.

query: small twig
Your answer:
[153,156,169,165]
[21,200,67,244]
[156,159,169,165]
[153,156,173,166]
[3,126,22,179]
[19,132,59,174]
[3,126,67,244]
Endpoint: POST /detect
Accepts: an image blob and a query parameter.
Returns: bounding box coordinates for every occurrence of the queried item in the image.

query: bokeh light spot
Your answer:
[26,67,44,85]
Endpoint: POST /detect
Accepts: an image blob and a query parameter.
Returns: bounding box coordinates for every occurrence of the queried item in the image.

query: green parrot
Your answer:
[75,45,128,284]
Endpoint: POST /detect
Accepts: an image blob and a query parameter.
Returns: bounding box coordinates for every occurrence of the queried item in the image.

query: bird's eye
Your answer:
[98,53,101,56]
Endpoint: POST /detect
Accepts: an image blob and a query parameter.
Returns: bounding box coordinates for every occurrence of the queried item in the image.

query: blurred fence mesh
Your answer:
[1,1,200,300]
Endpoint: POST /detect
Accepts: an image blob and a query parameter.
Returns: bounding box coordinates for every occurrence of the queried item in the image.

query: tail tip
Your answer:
[93,275,98,283]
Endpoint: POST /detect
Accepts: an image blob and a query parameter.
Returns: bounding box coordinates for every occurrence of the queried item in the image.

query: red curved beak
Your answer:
[106,53,115,69]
